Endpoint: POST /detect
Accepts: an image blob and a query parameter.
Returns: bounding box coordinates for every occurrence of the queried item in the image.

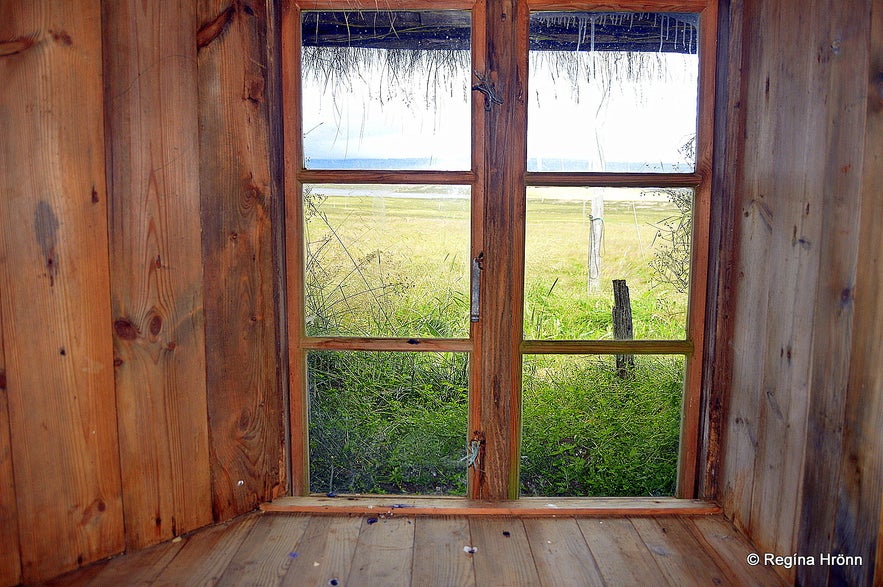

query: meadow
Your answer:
[304,185,692,497]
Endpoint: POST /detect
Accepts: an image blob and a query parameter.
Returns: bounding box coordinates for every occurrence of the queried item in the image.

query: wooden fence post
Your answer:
[613,279,635,378]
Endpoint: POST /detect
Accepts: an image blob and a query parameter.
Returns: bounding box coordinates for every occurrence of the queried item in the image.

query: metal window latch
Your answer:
[472,72,503,111]
[470,252,484,323]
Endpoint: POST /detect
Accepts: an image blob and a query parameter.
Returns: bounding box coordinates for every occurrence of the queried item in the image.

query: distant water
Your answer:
[306,158,691,173]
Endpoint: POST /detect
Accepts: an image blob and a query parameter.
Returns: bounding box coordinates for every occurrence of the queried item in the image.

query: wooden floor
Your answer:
[42,513,786,586]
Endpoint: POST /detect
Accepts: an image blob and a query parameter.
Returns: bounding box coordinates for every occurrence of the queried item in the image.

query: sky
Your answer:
[302,49,699,171]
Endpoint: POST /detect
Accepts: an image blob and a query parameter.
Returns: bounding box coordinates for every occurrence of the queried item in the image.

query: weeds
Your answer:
[304,186,685,496]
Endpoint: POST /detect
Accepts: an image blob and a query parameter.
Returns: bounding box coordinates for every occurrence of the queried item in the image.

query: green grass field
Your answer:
[303,185,693,496]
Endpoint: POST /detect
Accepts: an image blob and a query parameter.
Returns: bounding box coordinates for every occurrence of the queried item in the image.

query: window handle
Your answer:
[471,252,484,323]
[472,71,503,111]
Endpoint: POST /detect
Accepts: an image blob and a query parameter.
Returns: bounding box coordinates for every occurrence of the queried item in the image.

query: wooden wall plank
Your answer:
[718,0,776,531]
[0,304,19,587]
[795,0,873,584]
[102,0,213,550]
[700,0,746,501]
[719,1,883,585]
[0,0,125,582]
[824,1,883,585]
[196,0,284,522]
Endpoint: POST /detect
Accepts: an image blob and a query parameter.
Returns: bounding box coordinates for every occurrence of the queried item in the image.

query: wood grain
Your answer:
[825,1,883,585]
[523,518,604,587]
[687,516,786,587]
[0,0,125,582]
[86,539,184,587]
[475,0,529,500]
[701,0,748,502]
[263,495,721,515]
[0,307,19,587]
[745,1,820,574]
[412,517,476,587]
[102,0,212,550]
[217,514,310,586]
[152,515,258,587]
[470,518,541,586]
[347,517,415,587]
[280,515,362,586]
[796,0,873,583]
[197,0,284,523]
[631,517,732,586]
[282,0,309,497]
[578,518,669,586]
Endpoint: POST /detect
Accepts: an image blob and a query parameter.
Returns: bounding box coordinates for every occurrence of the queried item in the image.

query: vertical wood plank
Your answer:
[677,0,718,499]
[0,0,125,582]
[196,0,284,522]
[701,0,747,502]
[281,0,309,497]
[412,517,476,587]
[470,518,540,586]
[102,0,212,550]
[347,517,415,587]
[717,0,766,531]
[0,305,19,587]
[795,0,874,585]
[280,515,362,587]
[477,0,529,500]
[825,1,883,585]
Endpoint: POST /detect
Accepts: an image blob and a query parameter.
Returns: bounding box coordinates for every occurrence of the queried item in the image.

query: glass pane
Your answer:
[303,184,471,338]
[524,187,693,340]
[521,354,685,497]
[302,11,471,170]
[309,351,469,495]
[528,12,699,172]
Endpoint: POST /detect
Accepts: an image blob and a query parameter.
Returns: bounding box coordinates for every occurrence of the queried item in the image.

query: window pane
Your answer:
[302,11,471,170]
[521,354,684,497]
[309,351,469,495]
[524,186,693,340]
[528,12,699,172]
[303,184,471,338]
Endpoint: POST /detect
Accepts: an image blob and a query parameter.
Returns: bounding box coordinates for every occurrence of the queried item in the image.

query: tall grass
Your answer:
[303,185,690,496]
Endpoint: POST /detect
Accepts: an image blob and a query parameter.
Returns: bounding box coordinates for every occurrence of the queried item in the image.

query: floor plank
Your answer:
[347,517,415,587]
[524,518,605,587]
[153,514,258,587]
[38,513,786,587]
[470,518,542,586]
[631,517,733,586]
[411,516,476,587]
[86,540,183,587]
[687,516,786,587]
[217,514,309,586]
[280,515,362,587]
[577,518,670,587]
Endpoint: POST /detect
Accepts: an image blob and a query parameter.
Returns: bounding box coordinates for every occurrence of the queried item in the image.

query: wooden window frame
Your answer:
[281,0,717,501]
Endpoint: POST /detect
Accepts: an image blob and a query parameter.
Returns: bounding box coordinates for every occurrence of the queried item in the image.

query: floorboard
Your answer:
[41,512,787,586]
